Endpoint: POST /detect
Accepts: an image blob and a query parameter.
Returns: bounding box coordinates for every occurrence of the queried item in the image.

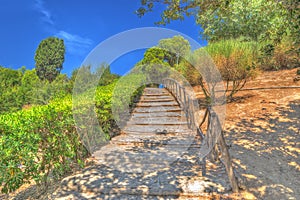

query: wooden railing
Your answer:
[162,78,204,139]
[162,78,239,192]
[200,107,239,192]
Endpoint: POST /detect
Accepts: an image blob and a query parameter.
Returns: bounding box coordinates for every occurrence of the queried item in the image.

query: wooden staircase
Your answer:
[51,88,222,199]
[93,87,197,173]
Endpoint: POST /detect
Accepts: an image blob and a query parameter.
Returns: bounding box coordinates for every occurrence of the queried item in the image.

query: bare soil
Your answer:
[219,68,300,199]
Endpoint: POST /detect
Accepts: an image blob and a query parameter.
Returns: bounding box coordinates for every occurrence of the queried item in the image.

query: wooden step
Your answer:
[142,95,174,99]
[140,98,174,102]
[123,125,191,133]
[134,106,181,113]
[131,112,184,118]
[127,120,188,125]
[136,101,179,107]
[142,93,170,97]
[130,116,184,120]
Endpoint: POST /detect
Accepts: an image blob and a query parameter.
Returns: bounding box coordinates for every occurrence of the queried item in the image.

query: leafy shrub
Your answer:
[112,74,146,128]
[0,79,145,193]
[174,61,202,86]
[0,98,87,193]
[0,67,72,114]
[259,36,300,70]
[94,82,116,136]
[194,39,258,100]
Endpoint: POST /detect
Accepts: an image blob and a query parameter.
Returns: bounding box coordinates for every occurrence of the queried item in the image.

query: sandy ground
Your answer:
[221,69,300,199]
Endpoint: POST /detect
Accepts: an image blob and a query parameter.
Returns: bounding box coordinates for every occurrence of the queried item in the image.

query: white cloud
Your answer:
[56,31,93,55]
[33,1,93,55]
[34,0,54,25]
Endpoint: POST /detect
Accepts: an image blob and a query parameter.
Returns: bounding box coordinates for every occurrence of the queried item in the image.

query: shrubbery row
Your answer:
[0,74,146,193]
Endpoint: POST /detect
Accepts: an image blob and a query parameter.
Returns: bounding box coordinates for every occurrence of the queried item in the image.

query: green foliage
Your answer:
[19,69,40,105]
[138,36,191,67]
[280,0,300,54]
[197,0,288,42]
[97,64,120,86]
[137,0,197,24]
[34,37,65,83]
[137,0,299,77]
[158,35,191,66]
[94,82,116,136]
[137,0,292,43]
[0,98,87,193]
[138,47,167,65]
[136,36,194,84]
[171,57,201,86]
[195,39,259,100]
[259,36,300,70]
[0,66,22,88]
[112,73,146,127]
[136,47,170,83]
[24,73,70,106]
[0,80,124,193]
[0,67,23,113]
[71,64,119,94]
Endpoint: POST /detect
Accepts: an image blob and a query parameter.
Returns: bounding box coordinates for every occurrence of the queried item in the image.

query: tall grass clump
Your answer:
[196,39,259,100]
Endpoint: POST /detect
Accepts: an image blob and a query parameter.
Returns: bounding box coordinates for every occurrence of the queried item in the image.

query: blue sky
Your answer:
[0,0,206,76]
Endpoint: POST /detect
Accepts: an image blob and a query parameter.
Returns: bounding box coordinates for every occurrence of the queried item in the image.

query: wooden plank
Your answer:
[136,101,179,107]
[140,98,174,102]
[110,133,197,146]
[129,116,187,124]
[131,116,184,120]
[131,112,184,118]
[134,106,181,113]
[142,93,170,96]
[123,125,191,133]
[142,95,173,99]
[127,120,188,125]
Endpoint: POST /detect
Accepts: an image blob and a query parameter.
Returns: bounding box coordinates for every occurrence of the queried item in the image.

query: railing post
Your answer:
[182,87,189,124]
[179,86,182,106]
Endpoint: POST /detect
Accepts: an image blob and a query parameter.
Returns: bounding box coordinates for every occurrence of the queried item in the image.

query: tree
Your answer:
[158,35,191,66]
[19,69,40,105]
[0,66,23,113]
[280,0,300,56]
[137,47,167,65]
[34,37,65,83]
[97,63,120,86]
[137,0,292,43]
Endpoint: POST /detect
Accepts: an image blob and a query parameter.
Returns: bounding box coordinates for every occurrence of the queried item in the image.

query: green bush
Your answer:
[94,82,116,136]
[111,74,146,127]
[194,39,259,100]
[0,79,145,193]
[259,36,300,70]
[0,98,87,193]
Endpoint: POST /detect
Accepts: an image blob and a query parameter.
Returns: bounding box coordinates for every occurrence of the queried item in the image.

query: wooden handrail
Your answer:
[162,78,239,192]
[162,78,204,139]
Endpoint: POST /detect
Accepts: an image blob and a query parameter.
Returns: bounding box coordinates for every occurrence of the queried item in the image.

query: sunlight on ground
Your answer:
[232,159,247,170]
[256,185,266,197]
[288,161,300,171]
[234,139,268,151]
[242,173,257,180]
